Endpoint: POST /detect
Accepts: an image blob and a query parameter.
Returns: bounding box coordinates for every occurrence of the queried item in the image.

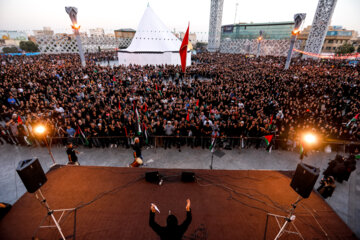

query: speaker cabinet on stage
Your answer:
[145,171,160,183]
[181,172,195,182]
[16,158,47,193]
[290,163,320,198]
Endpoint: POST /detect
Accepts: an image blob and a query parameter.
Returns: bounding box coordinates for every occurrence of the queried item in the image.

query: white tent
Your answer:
[118,6,191,66]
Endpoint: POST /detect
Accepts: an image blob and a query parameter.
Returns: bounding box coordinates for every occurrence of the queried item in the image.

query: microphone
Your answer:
[151,203,160,213]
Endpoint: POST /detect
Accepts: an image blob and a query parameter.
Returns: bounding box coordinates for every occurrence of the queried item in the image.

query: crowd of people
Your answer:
[0,51,359,153]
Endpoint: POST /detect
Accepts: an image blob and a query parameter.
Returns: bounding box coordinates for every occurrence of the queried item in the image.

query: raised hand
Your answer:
[186,199,191,211]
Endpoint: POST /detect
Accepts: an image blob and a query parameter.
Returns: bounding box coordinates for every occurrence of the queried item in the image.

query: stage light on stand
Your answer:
[34,124,57,166]
[16,158,75,240]
[264,130,320,239]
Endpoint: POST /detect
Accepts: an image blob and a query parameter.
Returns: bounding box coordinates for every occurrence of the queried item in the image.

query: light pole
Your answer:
[34,125,57,166]
[256,30,263,58]
[65,7,86,67]
[284,13,306,70]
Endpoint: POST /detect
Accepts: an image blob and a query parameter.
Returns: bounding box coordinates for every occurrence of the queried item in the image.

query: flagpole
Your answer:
[210,137,216,170]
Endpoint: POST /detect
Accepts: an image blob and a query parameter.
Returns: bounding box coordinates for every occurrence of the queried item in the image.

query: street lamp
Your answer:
[284,13,306,70]
[34,125,57,166]
[65,7,86,67]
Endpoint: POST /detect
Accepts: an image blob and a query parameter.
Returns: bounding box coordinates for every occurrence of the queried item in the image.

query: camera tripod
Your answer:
[263,196,304,240]
[34,189,76,240]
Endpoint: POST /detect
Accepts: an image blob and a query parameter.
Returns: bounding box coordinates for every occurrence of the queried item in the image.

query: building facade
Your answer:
[114,29,136,39]
[89,28,105,37]
[0,30,27,40]
[179,32,197,44]
[298,25,358,53]
[221,22,294,40]
[33,27,54,37]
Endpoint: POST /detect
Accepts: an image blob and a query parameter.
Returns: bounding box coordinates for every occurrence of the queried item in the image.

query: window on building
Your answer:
[328,40,334,43]
[333,47,336,50]
[326,47,331,50]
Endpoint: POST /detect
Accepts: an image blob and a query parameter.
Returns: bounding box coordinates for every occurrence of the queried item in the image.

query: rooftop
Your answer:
[114,28,136,32]
[223,21,294,27]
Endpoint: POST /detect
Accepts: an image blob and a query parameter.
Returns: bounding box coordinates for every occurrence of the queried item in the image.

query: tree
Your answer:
[2,46,19,53]
[336,43,355,54]
[19,41,40,52]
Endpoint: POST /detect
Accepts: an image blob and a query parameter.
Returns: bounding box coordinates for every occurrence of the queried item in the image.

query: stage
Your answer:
[0,166,356,239]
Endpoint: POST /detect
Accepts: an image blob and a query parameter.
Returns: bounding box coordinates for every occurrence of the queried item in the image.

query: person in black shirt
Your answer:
[66,143,80,165]
[129,137,143,167]
[149,199,192,240]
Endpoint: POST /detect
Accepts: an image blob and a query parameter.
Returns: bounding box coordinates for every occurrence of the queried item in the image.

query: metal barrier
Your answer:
[14,134,360,155]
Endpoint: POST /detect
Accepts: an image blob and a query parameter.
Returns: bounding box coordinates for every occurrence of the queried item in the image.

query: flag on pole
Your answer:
[264,135,273,146]
[76,125,89,146]
[143,123,149,144]
[113,76,116,82]
[118,102,121,111]
[268,115,273,130]
[124,127,128,137]
[143,103,148,113]
[135,108,142,135]
[17,116,23,124]
[209,134,217,152]
[299,144,304,159]
[346,113,359,128]
[186,111,190,122]
[179,23,190,73]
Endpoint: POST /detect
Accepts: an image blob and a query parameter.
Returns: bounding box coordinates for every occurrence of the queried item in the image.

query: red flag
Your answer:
[155,84,158,91]
[179,23,190,73]
[269,115,273,125]
[264,135,273,146]
[113,76,116,82]
[118,102,121,111]
[142,103,148,113]
[186,112,190,122]
[17,116,23,124]
[196,99,199,107]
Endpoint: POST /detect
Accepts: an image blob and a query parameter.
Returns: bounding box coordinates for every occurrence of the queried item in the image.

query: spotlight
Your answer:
[34,125,46,135]
[303,133,316,145]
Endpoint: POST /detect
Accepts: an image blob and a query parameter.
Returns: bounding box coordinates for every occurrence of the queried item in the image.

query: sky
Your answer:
[0,0,359,41]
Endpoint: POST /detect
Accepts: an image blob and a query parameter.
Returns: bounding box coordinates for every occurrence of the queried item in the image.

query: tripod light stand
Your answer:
[34,189,76,240]
[263,196,304,240]
[16,158,75,240]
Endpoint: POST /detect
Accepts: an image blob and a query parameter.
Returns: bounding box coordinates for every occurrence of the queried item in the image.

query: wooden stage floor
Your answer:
[0,166,356,240]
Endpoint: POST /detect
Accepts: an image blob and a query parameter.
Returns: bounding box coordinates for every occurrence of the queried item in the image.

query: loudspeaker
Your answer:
[290,163,320,198]
[145,171,160,183]
[181,172,195,182]
[16,158,47,193]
